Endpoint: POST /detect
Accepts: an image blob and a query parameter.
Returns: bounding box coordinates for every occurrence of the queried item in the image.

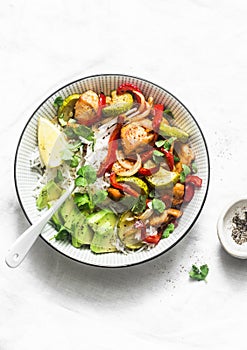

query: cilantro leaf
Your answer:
[162,223,175,238]
[155,137,177,151]
[75,177,88,187]
[163,137,177,151]
[73,125,94,141]
[60,141,82,161]
[70,155,80,168]
[191,162,198,174]
[53,96,63,108]
[153,150,164,157]
[152,150,164,164]
[54,169,64,183]
[73,192,90,208]
[54,226,70,241]
[155,140,166,148]
[180,164,191,183]
[149,189,156,198]
[77,165,97,185]
[131,195,147,214]
[189,264,209,281]
[174,155,180,163]
[152,198,166,213]
[61,147,74,161]
[64,125,94,142]
[92,190,108,206]
[163,108,174,118]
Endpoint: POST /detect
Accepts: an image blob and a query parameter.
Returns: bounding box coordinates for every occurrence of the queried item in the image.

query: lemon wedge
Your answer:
[38,117,67,168]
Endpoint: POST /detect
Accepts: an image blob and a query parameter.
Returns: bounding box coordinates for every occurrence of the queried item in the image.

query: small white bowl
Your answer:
[217,198,247,259]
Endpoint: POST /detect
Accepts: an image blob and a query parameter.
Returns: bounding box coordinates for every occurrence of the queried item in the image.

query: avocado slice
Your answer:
[63,206,84,248]
[58,196,76,224]
[36,180,63,210]
[63,206,81,232]
[87,209,112,228]
[102,91,133,118]
[146,167,180,189]
[90,211,118,253]
[50,210,61,231]
[73,215,94,246]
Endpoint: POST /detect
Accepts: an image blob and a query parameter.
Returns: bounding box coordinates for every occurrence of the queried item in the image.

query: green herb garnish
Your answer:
[149,189,156,198]
[189,264,209,281]
[64,125,94,142]
[70,155,80,168]
[191,162,198,174]
[74,193,90,208]
[152,198,166,213]
[163,108,174,118]
[53,96,63,108]
[75,177,88,187]
[162,223,175,238]
[174,155,180,163]
[54,169,64,183]
[74,190,108,211]
[131,195,147,214]
[155,137,177,151]
[92,190,108,206]
[54,226,70,241]
[155,140,166,148]
[76,165,97,185]
[60,141,82,161]
[180,164,191,183]
[152,150,164,164]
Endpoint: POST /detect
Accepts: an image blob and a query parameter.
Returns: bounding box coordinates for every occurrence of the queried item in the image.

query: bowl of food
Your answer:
[14,74,209,267]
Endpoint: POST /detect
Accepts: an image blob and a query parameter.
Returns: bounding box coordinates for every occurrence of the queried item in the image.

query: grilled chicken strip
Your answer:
[121,122,154,154]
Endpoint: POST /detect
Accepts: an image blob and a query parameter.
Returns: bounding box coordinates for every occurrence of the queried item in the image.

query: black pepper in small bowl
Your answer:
[217,198,247,259]
[232,209,247,245]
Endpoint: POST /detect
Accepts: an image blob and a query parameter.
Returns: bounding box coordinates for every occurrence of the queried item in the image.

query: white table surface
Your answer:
[1,0,247,349]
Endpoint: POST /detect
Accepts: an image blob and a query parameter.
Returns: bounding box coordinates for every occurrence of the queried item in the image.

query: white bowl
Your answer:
[217,198,247,259]
[14,74,210,267]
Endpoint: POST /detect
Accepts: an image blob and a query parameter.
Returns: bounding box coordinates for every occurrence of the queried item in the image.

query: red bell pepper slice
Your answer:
[109,172,139,198]
[97,118,123,177]
[140,149,153,163]
[152,104,164,132]
[160,147,174,171]
[81,92,106,127]
[144,232,162,245]
[185,175,202,188]
[138,165,159,176]
[116,83,142,103]
[184,183,195,203]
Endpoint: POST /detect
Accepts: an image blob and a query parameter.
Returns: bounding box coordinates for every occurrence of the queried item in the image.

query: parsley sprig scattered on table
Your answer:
[189,264,209,281]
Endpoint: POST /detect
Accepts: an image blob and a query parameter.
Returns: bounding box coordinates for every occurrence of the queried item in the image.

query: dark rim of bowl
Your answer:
[14,73,210,269]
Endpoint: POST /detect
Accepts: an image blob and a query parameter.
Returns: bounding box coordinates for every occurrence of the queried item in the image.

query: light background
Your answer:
[1,1,247,349]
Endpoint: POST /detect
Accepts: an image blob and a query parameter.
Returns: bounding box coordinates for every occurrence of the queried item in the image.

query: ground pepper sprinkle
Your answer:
[231,210,247,245]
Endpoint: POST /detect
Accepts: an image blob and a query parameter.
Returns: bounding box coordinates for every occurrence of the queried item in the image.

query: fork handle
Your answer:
[5,208,55,268]
[5,184,74,268]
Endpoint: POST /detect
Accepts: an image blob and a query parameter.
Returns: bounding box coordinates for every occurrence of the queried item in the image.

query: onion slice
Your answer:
[133,91,146,113]
[116,153,142,176]
[116,150,134,170]
[128,103,151,123]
